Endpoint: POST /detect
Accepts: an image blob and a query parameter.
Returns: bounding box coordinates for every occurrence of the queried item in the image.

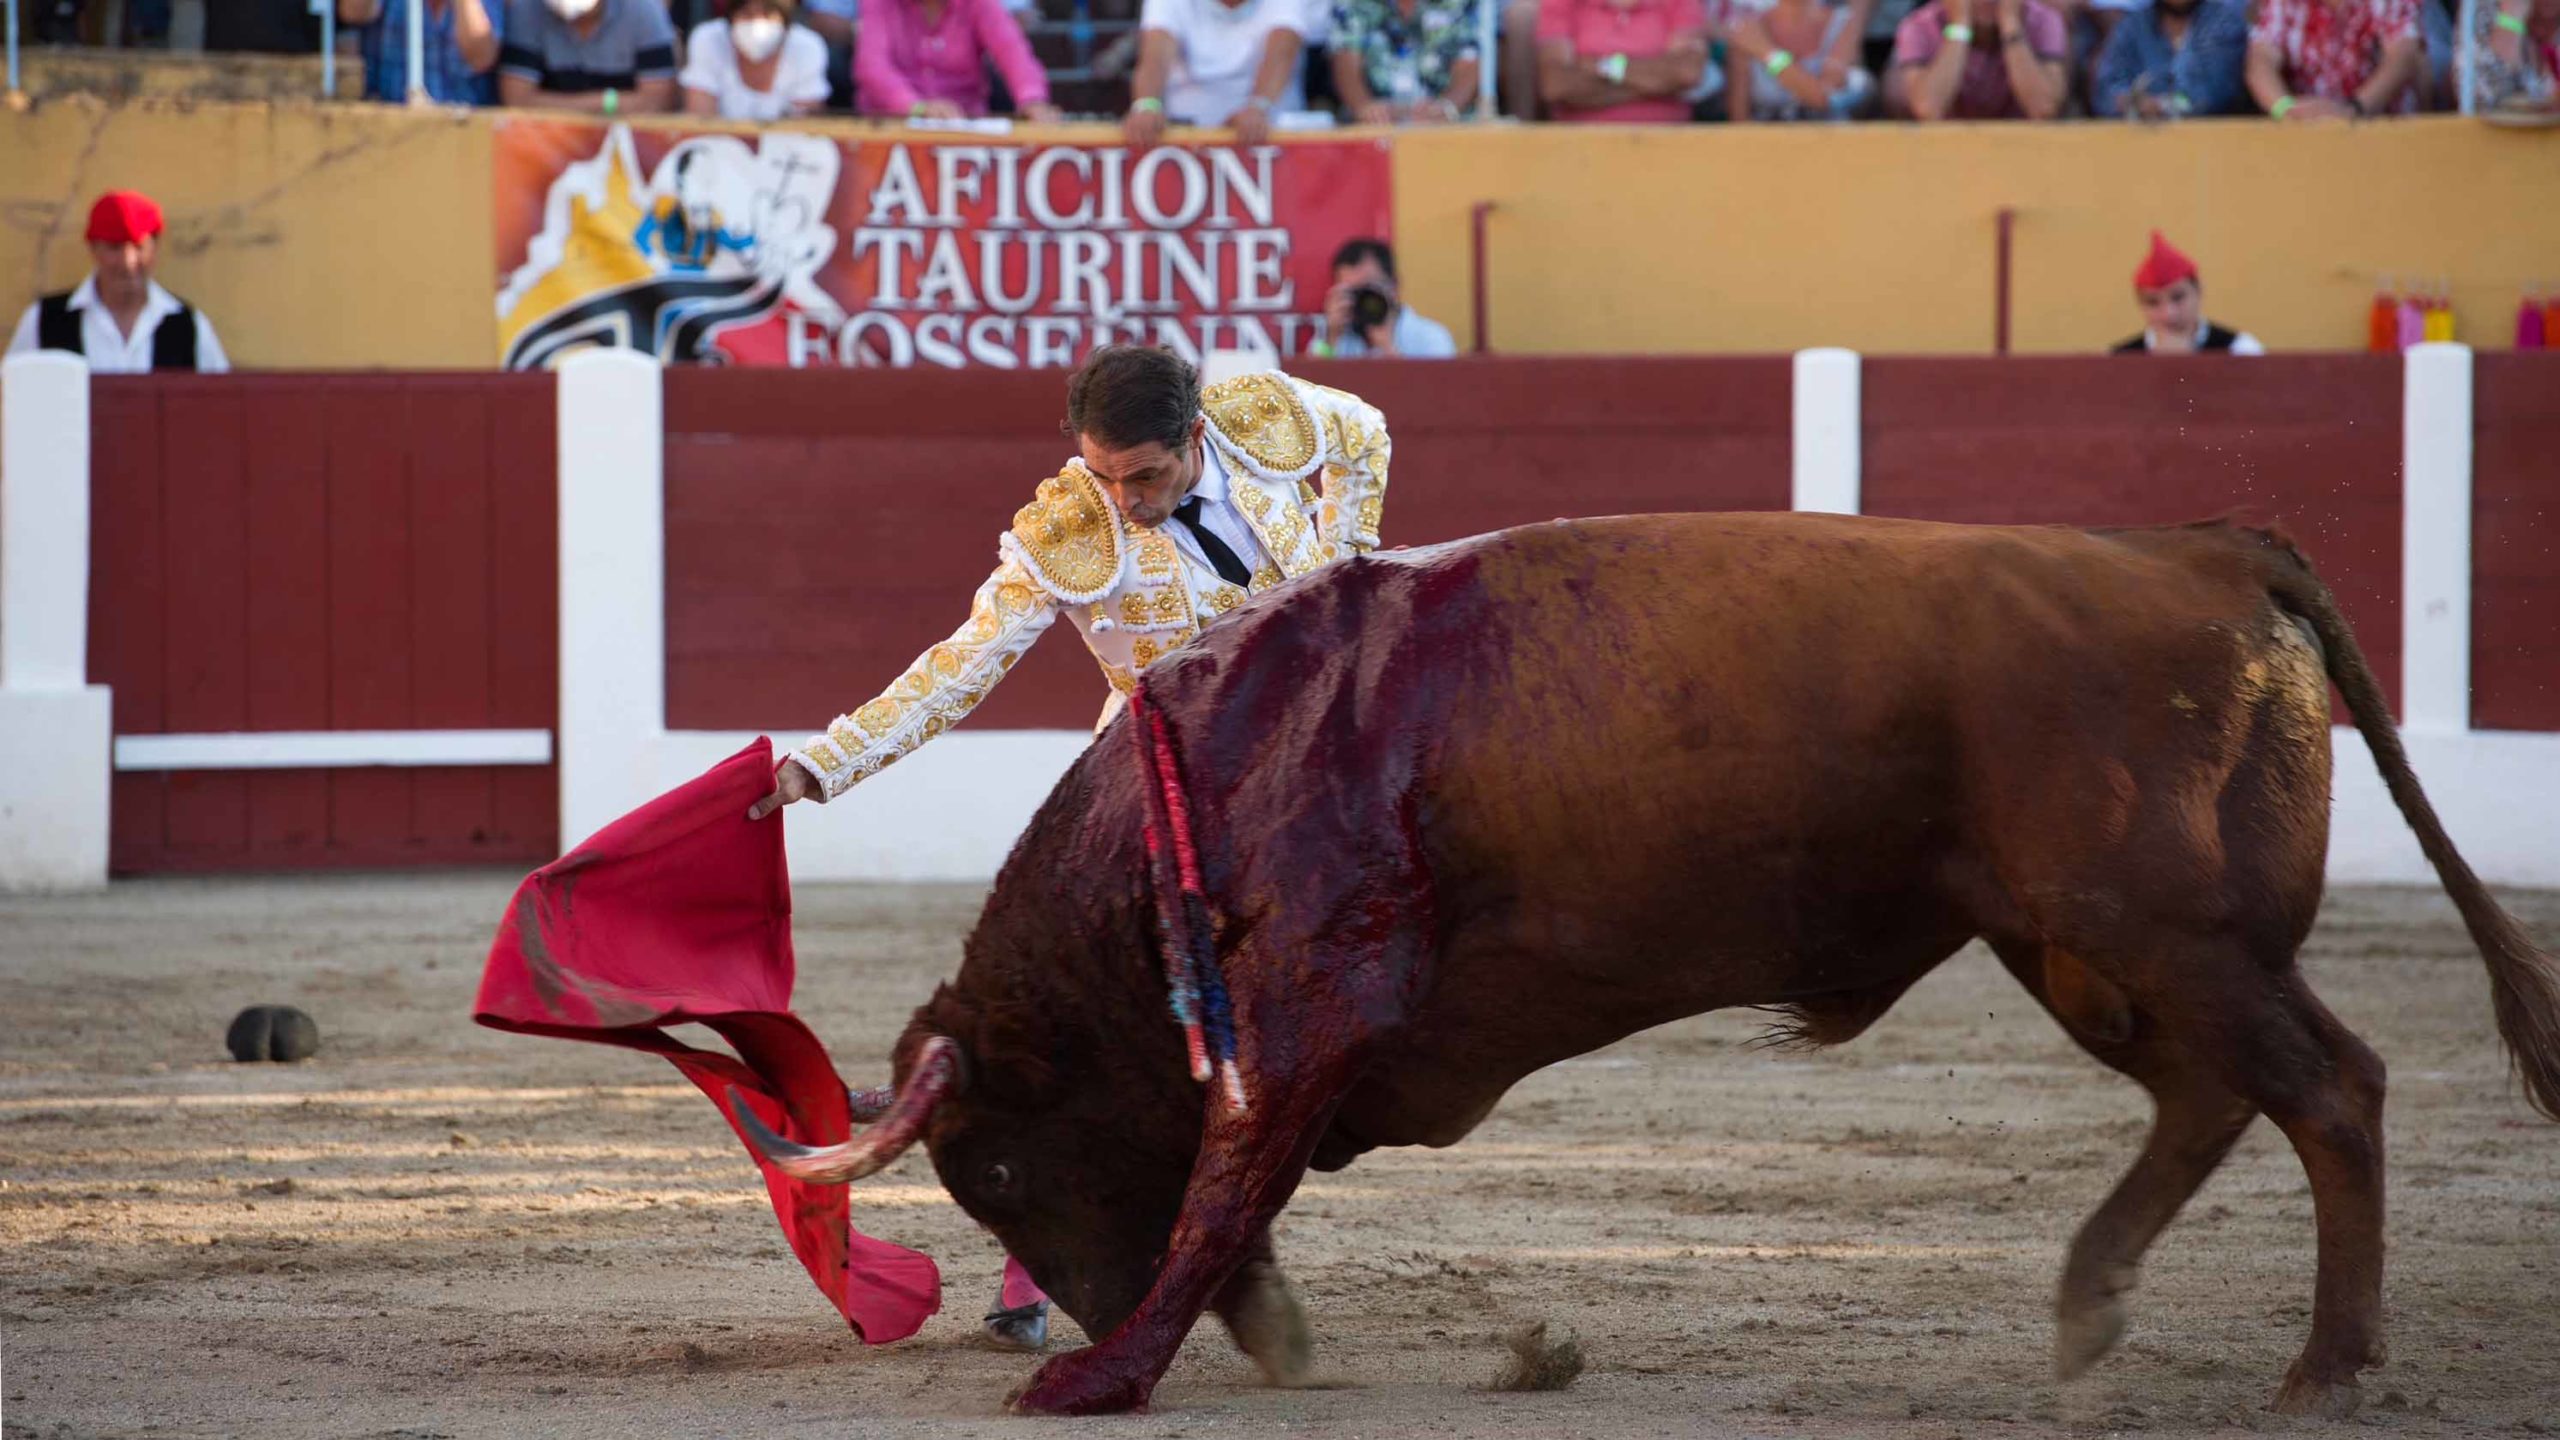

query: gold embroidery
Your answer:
[1357,494,1383,544]
[1208,584,1249,614]
[1104,664,1137,695]
[1249,563,1281,593]
[1132,524,1179,580]
[1133,637,1161,668]
[852,698,901,737]
[1202,373,1318,476]
[1009,466,1120,601]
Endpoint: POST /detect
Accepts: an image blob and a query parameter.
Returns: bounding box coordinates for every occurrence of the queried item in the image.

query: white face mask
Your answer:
[731,15,786,60]
[546,0,599,19]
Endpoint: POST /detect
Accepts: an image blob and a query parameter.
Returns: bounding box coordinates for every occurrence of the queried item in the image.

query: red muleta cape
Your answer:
[472,737,940,1343]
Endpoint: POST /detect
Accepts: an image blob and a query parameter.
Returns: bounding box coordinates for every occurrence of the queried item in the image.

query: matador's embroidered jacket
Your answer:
[787,371,1392,799]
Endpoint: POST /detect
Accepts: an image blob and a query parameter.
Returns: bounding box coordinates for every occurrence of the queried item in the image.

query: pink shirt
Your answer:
[856,0,1050,116]
[1892,0,2068,117]
[1536,0,1709,123]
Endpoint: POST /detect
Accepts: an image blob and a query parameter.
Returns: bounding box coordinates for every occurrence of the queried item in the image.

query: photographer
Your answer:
[1318,238,1459,359]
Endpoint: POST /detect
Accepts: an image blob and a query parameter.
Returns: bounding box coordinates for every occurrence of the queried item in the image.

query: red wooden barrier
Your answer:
[2473,353,2560,734]
[662,356,1794,731]
[88,374,558,874]
[1862,355,2406,722]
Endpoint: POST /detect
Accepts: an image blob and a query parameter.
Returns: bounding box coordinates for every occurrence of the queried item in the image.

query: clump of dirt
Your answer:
[1491,1321,1585,1392]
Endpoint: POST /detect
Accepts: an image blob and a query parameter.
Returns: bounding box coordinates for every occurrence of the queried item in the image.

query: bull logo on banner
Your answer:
[496,125,845,370]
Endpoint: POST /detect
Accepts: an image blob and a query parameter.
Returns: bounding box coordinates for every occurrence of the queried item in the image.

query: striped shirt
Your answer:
[498,0,678,92]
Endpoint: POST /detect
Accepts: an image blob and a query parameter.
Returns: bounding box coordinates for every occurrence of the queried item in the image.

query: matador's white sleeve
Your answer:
[787,557,1059,799]
[1300,380,1391,556]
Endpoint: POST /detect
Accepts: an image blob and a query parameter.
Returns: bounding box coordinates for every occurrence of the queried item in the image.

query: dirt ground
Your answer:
[3,876,2555,1440]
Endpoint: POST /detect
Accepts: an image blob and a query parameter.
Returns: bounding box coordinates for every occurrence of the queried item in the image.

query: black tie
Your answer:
[1173,495,1254,587]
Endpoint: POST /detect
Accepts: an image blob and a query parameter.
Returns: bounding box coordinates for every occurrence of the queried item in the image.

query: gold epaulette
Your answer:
[1006,463,1123,605]
[1202,372,1323,483]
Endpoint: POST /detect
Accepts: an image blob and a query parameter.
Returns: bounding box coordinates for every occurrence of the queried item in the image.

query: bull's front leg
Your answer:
[1004,1068,1352,1414]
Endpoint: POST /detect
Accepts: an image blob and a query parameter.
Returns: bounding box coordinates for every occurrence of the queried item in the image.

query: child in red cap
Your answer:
[2113,230,2264,356]
[6,190,230,373]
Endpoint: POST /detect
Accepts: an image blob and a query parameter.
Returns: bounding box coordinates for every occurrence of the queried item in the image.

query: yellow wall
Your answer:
[1389,118,2560,356]
[5,99,2554,367]
[1,98,497,369]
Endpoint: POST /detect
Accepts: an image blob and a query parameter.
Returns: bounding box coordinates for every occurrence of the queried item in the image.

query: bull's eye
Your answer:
[983,1162,1014,1193]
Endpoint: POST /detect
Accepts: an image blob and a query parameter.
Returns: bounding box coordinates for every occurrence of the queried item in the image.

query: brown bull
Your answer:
[736,512,2560,1417]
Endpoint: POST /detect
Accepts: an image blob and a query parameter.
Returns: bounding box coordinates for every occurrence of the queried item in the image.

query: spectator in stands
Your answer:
[497,0,681,112]
[1319,238,1458,357]
[1723,0,1879,119]
[2245,0,2423,117]
[2091,0,2248,115]
[1330,0,1482,121]
[1887,0,2070,117]
[2464,0,2560,109]
[340,0,503,104]
[1535,0,1709,121]
[800,0,858,47]
[684,0,832,116]
[1124,0,1325,144]
[2111,231,2264,354]
[8,192,230,374]
[856,0,1059,117]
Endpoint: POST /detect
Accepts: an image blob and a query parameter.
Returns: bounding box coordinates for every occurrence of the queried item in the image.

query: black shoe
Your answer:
[983,1300,1049,1351]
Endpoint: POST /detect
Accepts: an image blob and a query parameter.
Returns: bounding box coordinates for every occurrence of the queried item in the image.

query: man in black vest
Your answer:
[2111,230,2263,356]
[8,191,231,374]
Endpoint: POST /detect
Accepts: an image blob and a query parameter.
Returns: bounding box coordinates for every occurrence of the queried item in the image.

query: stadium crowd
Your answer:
[22,0,2556,122]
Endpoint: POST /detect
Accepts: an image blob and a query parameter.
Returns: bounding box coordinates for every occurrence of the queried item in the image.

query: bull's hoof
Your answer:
[1227,1268,1316,1387]
[1004,1349,1154,1416]
[2270,1363,2363,1420]
[2053,1297,2127,1380]
[983,1300,1049,1352]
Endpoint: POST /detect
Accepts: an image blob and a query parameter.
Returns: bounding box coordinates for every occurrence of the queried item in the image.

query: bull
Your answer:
[733,512,2560,1417]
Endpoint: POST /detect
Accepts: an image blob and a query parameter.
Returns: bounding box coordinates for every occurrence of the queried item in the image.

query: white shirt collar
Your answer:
[68,275,183,327]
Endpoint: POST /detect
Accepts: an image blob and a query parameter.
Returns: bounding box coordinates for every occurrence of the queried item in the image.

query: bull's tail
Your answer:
[2261,538,2560,1122]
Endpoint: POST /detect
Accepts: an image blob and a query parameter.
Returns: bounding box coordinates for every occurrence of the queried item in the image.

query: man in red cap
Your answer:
[7,191,230,374]
[2113,230,2263,356]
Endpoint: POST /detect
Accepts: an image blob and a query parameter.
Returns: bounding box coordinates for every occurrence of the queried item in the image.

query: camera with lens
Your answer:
[1348,284,1397,335]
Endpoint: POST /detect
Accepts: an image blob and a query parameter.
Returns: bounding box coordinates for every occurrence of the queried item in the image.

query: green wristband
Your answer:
[1941,22,1973,42]
[2270,94,2295,117]
[1764,47,1794,73]
[2493,10,2527,32]
[601,86,619,115]
[1598,51,1629,82]
[1133,95,1165,113]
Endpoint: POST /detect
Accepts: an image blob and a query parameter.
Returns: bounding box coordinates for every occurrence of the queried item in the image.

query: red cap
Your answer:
[2133,230,2198,292]
[84,191,165,246]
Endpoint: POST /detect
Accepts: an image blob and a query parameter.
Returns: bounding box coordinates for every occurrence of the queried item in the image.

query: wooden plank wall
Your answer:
[88,374,558,873]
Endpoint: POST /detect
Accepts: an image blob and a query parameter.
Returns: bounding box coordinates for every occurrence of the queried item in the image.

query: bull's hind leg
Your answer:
[2227,976,2388,1418]
[2002,941,2388,1416]
[1993,943,2257,1379]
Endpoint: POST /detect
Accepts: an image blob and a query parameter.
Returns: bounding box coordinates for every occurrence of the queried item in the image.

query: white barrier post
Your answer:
[2400,342,2472,735]
[1791,347,1862,515]
[555,349,666,854]
[0,353,113,891]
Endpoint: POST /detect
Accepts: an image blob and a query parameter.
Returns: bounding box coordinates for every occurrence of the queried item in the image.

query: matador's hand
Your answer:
[748,758,825,820]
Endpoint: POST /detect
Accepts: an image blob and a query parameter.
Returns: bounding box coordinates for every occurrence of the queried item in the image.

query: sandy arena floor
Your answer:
[2,876,2555,1439]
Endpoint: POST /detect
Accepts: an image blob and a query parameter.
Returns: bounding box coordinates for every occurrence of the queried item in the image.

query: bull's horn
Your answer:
[726,1035,960,1185]
[846,1084,895,1124]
